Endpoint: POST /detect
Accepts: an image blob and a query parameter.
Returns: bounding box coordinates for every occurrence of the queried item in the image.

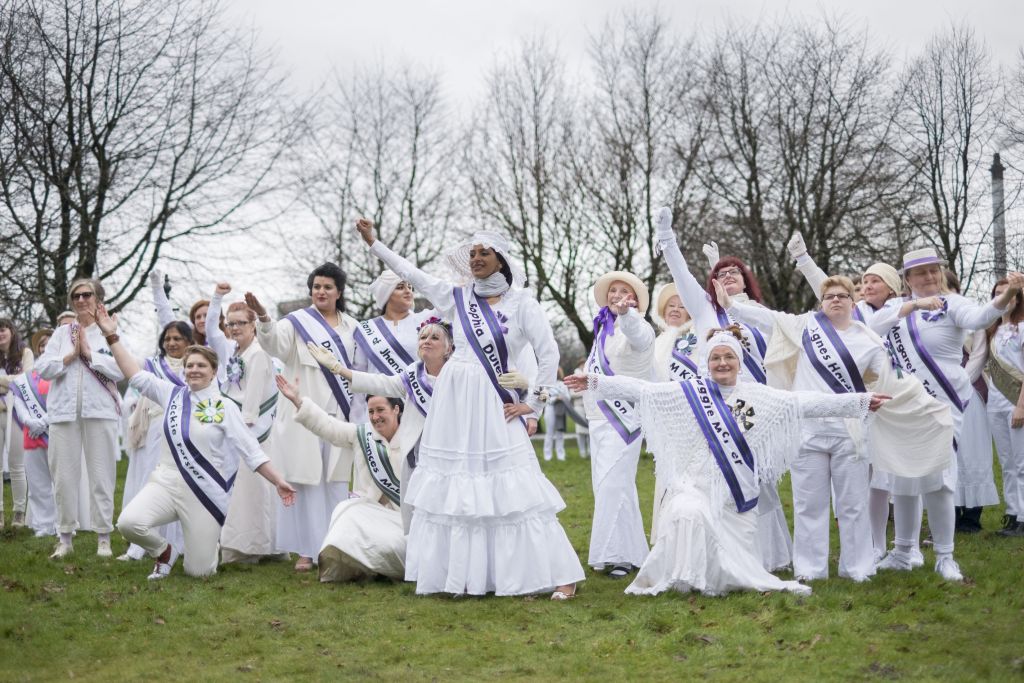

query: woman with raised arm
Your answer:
[654,207,791,572]
[0,319,33,529]
[245,263,361,572]
[94,305,295,580]
[118,320,192,561]
[867,248,1024,580]
[207,283,281,564]
[718,275,952,583]
[36,279,123,559]
[355,218,584,600]
[580,271,655,579]
[148,269,224,348]
[353,270,434,377]
[565,327,890,597]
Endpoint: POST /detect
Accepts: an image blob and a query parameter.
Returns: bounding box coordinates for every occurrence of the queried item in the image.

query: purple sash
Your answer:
[586,309,642,444]
[400,361,434,417]
[715,309,767,384]
[71,323,122,415]
[354,317,416,376]
[801,312,867,394]
[10,372,48,443]
[285,307,354,420]
[144,356,185,387]
[163,387,236,525]
[853,306,865,323]
[453,287,521,404]
[887,311,966,413]
[679,377,758,512]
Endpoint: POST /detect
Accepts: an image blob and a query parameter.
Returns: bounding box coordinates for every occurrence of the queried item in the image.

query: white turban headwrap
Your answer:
[701,331,744,369]
[371,269,404,311]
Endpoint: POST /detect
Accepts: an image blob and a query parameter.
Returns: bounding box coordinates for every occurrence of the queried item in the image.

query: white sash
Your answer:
[285,307,354,420]
[801,313,867,394]
[667,330,699,382]
[356,424,401,506]
[679,377,759,512]
[163,387,235,525]
[400,361,434,417]
[354,317,416,376]
[224,391,278,444]
[886,310,965,412]
[586,314,642,444]
[11,373,47,425]
[452,287,524,409]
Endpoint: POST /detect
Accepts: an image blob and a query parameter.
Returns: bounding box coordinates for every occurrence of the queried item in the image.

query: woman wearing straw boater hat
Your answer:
[354,218,584,600]
[352,270,435,378]
[579,270,655,579]
[786,235,915,563]
[866,247,1024,581]
[655,208,792,573]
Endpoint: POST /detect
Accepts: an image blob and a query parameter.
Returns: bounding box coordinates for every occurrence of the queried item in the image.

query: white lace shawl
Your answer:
[588,374,871,513]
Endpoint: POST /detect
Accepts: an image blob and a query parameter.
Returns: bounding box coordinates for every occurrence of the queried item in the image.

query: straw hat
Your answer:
[901,247,943,273]
[655,283,680,320]
[593,271,650,314]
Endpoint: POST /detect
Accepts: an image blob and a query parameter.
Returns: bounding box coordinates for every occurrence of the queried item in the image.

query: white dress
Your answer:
[352,310,435,376]
[590,374,870,597]
[986,323,1024,518]
[956,331,998,507]
[370,241,585,595]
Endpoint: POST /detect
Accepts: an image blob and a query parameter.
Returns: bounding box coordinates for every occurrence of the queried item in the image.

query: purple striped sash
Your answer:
[715,309,767,384]
[887,311,966,413]
[400,361,434,417]
[354,317,416,375]
[285,307,354,420]
[801,312,867,394]
[586,309,642,444]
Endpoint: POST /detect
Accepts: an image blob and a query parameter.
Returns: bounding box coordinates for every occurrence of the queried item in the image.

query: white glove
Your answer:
[148,268,164,287]
[305,342,343,374]
[27,420,47,439]
[787,233,807,259]
[702,241,720,268]
[655,207,674,242]
[497,370,530,390]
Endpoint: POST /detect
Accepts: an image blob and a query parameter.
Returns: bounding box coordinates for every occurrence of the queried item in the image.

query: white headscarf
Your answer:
[445,231,526,289]
[371,270,404,311]
[700,331,743,370]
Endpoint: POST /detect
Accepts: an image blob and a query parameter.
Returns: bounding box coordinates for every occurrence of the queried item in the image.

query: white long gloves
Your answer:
[496,370,530,390]
[306,342,344,374]
[787,232,808,260]
[702,241,720,268]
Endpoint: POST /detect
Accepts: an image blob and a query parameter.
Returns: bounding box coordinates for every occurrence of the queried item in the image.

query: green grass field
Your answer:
[1,445,1022,682]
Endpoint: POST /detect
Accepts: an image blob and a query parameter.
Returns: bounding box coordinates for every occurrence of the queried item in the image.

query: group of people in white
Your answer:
[2,207,1023,600]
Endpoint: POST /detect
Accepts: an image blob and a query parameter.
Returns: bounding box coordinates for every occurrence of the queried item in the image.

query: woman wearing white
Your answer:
[984,278,1024,537]
[118,321,192,561]
[36,279,123,559]
[95,306,295,579]
[869,248,1023,580]
[356,218,584,599]
[10,329,50,534]
[1,319,32,528]
[581,271,654,578]
[655,207,791,572]
[719,275,890,582]
[565,328,889,597]
[245,263,360,572]
[207,283,281,563]
[353,270,434,377]
[786,235,910,563]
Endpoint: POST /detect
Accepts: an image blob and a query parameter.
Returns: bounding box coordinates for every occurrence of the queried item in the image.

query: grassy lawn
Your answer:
[1,444,1022,682]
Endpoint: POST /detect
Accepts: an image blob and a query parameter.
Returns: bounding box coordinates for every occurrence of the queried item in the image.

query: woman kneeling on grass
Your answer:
[95,305,296,580]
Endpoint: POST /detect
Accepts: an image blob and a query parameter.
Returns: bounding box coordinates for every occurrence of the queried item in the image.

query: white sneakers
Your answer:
[96,538,112,558]
[147,546,180,581]
[934,556,964,582]
[875,550,913,572]
[909,546,925,568]
[49,542,74,560]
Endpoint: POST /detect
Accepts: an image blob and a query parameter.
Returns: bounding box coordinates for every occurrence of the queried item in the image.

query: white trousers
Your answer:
[49,418,118,534]
[542,404,565,461]
[894,489,955,556]
[988,404,1024,517]
[792,433,873,580]
[587,418,649,568]
[25,448,57,534]
[1,417,27,516]
[117,465,222,577]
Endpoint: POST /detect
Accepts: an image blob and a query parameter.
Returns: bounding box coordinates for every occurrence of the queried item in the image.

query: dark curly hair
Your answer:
[308,262,348,312]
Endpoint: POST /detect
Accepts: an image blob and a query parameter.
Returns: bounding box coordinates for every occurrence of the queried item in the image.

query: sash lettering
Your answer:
[163,388,235,525]
[586,311,642,444]
[679,377,759,512]
[887,310,966,413]
[400,361,434,417]
[715,309,767,384]
[667,332,699,382]
[801,312,867,394]
[357,424,401,506]
[354,317,416,376]
[10,373,47,441]
[285,307,354,420]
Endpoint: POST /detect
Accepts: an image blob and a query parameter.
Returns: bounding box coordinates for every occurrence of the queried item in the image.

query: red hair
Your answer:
[706,256,763,310]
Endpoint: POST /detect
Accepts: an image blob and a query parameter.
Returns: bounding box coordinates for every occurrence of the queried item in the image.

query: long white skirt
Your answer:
[404,359,585,596]
[221,462,278,562]
[275,439,347,560]
[318,498,405,582]
[955,389,998,507]
[756,483,793,571]
[627,483,809,596]
[587,418,649,569]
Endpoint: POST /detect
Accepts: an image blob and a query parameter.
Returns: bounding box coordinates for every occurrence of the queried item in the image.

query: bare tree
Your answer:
[895,22,1001,288]
[0,0,301,327]
[296,64,458,318]
[466,37,592,345]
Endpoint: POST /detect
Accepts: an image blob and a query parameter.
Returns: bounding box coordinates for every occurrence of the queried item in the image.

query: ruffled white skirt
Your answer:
[318,498,405,582]
[404,359,585,595]
[627,483,809,597]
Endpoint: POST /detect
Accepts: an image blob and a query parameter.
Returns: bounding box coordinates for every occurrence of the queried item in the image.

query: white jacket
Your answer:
[584,307,655,418]
[36,323,123,423]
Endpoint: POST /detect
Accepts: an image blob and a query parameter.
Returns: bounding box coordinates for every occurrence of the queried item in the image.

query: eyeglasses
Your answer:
[71,292,94,301]
[225,321,251,329]
[822,293,853,301]
[715,268,743,280]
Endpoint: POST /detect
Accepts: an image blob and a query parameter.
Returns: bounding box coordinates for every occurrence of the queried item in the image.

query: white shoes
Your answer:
[934,556,963,582]
[49,542,74,560]
[909,546,924,568]
[875,550,913,572]
[147,546,180,581]
[96,538,112,558]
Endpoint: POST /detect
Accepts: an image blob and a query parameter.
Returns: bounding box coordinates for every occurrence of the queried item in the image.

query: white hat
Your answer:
[655,282,680,320]
[901,247,943,273]
[370,270,404,310]
[863,262,901,297]
[700,330,743,370]
[445,231,526,288]
[593,271,650,314]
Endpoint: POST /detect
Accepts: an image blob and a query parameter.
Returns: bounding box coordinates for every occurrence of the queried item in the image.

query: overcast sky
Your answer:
[226,0,1022,108]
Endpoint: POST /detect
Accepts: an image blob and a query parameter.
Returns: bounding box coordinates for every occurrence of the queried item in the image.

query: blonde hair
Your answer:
[818,275,856,299]
[905,263,952,295]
